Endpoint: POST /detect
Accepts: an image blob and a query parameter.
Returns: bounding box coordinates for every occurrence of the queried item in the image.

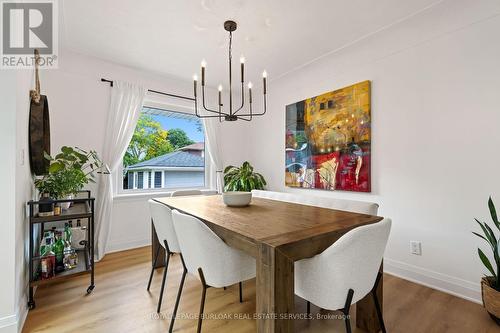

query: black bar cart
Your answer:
[27,191,95,309]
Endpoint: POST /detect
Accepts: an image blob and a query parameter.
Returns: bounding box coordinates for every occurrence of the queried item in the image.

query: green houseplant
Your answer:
[473,197,500,325]
[35,146,105,209]
[223,161,266,192]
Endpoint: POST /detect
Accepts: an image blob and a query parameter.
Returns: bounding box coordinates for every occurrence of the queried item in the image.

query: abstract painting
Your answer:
[285,80,371,192]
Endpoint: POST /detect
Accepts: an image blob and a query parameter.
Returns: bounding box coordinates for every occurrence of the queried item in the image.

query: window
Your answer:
[122,107,206,191]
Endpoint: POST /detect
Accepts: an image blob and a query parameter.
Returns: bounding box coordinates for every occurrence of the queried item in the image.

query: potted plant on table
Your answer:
[222,161,266,207]
[473,197,500,325]
[35,146,105,211]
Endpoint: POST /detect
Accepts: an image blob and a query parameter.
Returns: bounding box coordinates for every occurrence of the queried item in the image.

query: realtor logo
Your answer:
[1,0,58,68]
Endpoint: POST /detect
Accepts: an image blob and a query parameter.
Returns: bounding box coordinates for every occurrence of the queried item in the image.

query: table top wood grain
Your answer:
[154,195,382,251]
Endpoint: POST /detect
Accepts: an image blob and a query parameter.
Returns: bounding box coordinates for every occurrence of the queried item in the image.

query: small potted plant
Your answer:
[222,161,266,207]
[473,197,500,325]
[35,146,105,210]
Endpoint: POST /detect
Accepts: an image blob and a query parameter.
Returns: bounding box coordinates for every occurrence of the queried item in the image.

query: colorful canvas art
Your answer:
[285,80,371,192]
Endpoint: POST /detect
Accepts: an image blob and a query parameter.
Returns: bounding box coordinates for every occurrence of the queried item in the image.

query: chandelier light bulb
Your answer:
[248,82,253,89]
[240,56,245,64]
[201,59,207,68]
[262,70,267,78]
[193,74,198,81]
[218,84,223,91]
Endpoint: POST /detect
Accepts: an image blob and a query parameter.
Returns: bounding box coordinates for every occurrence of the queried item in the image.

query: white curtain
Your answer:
[95,81,146,260]
[203,118,224,193]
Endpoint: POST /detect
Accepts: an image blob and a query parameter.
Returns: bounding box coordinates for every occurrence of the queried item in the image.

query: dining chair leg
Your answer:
[157,240,171,313]
[239,282,243,303]
[169,254,187,333]
[306,301,311,317]
[197,268,210,333]
[147,244,161,291]
[342,289,354,333]
[372,273,387,333]
[223,287,226,290]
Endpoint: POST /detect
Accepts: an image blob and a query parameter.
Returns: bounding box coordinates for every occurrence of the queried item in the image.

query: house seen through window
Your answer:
[123,107,205,190]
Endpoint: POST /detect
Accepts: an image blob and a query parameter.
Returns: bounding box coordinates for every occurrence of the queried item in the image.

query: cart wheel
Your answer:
[86,285,95,294]
[28,301,36,310]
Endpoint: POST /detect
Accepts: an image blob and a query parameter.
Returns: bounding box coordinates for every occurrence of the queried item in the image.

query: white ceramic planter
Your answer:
[222,191,252,207]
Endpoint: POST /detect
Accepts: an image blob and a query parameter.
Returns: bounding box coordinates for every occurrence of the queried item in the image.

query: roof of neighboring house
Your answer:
[127,151,204,170]
[179,142,204,151]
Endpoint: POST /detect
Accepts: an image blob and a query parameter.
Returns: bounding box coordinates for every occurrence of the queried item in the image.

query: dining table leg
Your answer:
[256,243,295,333]
[356,262,384,332]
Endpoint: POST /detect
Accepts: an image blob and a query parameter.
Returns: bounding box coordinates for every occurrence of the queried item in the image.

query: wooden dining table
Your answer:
[153,194,384,333]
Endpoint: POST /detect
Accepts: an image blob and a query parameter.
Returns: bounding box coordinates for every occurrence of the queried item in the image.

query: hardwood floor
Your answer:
[23,246,498,333]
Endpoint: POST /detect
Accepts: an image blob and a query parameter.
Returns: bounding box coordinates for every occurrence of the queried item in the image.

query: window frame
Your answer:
[114,100,212,197]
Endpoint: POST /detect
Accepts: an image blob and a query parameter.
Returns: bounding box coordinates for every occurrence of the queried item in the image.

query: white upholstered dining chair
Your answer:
[171,209,256,333]
[295,218,391,333]
[147,199,181,315]
[171,189,203,197]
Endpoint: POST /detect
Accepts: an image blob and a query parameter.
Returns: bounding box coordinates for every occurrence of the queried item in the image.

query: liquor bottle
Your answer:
[63,224,75,269]
[64,223,72,244]
[40,238,55,280]
[53,232,65,273]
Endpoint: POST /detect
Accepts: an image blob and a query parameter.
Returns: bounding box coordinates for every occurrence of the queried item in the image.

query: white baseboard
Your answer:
[105,238,150,254]
[384,258,482,304]
[0,314,17,333]
[0,303,28,333]
[17,294,28,333]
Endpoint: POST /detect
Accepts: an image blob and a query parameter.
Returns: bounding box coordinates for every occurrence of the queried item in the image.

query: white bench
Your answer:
[251,190,379,215]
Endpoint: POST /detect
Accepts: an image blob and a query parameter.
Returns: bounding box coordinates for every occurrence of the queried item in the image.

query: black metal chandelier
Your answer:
[193,20,267,122]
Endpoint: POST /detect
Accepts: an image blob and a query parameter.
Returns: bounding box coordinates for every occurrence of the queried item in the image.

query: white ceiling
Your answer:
[62,0,440,87]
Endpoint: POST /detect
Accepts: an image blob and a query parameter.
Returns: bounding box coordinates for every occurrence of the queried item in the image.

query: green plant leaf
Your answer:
[488,197,500,231]
[478,248,497,278]
[61,146,73,154]
[475,219,496,249]
[49,162,64,173]
[223,162,266,192]
[473,231,489,243]
[43,151,53,161]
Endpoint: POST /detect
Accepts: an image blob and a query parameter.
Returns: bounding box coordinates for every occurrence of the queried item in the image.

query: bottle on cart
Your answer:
[63,224,77,269]
[64,223,72,244]
[40,238,55,280]
[53,232,65,273]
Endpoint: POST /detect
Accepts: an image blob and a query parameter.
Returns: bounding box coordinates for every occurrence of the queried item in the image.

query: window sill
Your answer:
[113,189,217,201]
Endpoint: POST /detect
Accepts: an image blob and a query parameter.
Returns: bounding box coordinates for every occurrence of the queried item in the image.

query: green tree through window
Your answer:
[167,128,194,150]
[123,115,174,167]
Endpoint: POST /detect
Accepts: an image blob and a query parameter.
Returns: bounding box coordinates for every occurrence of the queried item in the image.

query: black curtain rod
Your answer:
[100,78,195,102]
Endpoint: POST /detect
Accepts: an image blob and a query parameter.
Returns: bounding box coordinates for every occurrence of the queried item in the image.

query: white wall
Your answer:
[0,69,32,333]
[41,50,243,253]
[0,71,17,333]
[239,0,500,302]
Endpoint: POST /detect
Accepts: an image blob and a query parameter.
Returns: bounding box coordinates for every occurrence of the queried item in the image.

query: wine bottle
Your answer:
[53,232,65,273]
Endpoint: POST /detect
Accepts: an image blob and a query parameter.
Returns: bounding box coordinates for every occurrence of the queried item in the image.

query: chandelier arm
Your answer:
[236,93,266,117]
[201,85,229,115]
[196,113,229,118]
[233,82,246,114]
[236,115,252,121]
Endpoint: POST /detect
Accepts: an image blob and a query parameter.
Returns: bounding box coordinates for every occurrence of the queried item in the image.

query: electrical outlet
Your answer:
[410,241,422,255]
